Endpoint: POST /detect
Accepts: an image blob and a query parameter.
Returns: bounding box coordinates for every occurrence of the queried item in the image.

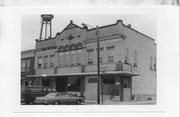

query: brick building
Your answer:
[26,16,156,102]
[21,49,35,87]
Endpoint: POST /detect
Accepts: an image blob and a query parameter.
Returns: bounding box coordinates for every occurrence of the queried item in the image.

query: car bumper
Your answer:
[34,100,48,105]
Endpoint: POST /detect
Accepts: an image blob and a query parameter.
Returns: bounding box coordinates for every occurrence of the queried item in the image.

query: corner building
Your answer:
[28,19,156,102]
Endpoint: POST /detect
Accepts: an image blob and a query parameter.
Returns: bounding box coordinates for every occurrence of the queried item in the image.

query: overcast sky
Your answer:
[21,14,156,51]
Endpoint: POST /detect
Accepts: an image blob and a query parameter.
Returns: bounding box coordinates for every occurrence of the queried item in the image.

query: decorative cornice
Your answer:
[84,34,126,44]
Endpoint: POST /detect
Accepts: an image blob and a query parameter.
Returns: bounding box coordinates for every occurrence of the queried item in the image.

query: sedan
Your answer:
[34,92,85,105]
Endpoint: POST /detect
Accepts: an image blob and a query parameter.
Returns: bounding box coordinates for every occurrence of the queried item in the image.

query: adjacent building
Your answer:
[26,15,156,102]
[21,49,35,87]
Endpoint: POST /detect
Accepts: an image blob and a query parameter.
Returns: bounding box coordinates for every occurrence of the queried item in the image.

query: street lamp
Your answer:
[81,23,101,104]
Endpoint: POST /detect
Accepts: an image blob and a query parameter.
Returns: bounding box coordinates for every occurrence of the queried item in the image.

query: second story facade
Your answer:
[34,19,156,77]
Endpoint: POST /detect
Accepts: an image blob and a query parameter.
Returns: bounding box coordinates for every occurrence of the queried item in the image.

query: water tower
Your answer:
[39,14,54,41]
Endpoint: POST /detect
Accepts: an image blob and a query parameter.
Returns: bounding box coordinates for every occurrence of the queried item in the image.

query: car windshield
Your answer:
[45,93,57,97]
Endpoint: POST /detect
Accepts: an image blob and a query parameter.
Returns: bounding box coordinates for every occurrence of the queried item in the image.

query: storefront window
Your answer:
[103,77,115,84]
[67,77,80,91]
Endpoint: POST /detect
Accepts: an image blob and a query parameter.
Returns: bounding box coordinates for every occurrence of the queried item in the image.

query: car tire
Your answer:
[54,101,60,105]
[76,100,81,105]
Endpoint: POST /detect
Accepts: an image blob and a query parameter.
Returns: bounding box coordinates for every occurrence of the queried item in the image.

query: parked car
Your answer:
[34,92,85,105]
[22,86,56,104]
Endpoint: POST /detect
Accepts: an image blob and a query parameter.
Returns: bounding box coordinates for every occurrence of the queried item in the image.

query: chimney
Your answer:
[116,20,123,24]
[83,25,88,30]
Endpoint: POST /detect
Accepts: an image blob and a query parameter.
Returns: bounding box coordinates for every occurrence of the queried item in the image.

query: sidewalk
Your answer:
[84,100,156,105]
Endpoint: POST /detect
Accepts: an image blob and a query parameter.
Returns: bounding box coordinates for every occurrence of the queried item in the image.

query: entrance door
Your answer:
[56,77,67,92]
[123,77,132,101]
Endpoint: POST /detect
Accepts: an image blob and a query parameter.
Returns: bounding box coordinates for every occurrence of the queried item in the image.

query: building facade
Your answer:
[21,49,35,87]
[27,17,156,102]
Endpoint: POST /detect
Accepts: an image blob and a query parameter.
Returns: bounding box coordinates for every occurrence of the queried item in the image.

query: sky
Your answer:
[1,0,179,6]
[21,14,156,51]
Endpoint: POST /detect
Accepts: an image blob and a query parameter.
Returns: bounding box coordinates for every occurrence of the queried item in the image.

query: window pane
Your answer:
[107,48,114,62]
[38,57,42,68]
[44,56,48,68]
[87,51,93,64]
[50,55,55,68]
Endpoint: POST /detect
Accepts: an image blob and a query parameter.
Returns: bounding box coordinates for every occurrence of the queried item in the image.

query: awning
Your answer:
[26,71,140,78]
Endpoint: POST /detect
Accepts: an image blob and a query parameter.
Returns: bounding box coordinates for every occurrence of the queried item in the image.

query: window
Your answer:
[99,49,103,63]
[70,51,76,65]
[150,56,153,70]
[67,77,81,91]
[43,56,48,68]
[133,50,138,67]
[107,46,114,62]
[59,53,63,66]
[38,57,42,69]
[77,50,82,65]
[24,80,29,86]
[21,60,26,71]
[88,78,97,83]
[103,77,115,84]
[87,50,93,64]
[26,60,30,71]
[50,55,55,68]
[65,52,69,65]
[123,78,129,88]
[154,57,156,71]
[42,79,50,86]
[125,48,129,63]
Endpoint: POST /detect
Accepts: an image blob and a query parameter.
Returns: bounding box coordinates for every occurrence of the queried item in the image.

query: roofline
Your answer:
[21,49,35,53]
[35,37,56,42]
[87,23,117,31]
[55,22,83,37]
[123,24,155,41]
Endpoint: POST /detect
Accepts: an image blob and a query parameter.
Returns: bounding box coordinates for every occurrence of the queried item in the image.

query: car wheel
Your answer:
[54,101,60,105]
[76,100,81,105]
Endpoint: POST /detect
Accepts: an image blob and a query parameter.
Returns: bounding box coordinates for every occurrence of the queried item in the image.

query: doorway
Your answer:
[56,77,67,92]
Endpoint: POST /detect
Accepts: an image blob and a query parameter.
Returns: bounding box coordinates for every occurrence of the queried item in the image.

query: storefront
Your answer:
[27,71,138,102]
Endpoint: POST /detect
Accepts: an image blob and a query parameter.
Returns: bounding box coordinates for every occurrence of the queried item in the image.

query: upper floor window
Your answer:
[125,48,129,63]
[154,57,156,71]
[59,52,63,66]
[43,56,48,69]
[107,46,114,62]
[50,55,55,68]
[150,56,153,70]
[77,50,82,65]
[99,49,103,63]
[133,50,138,67]
[26,60,30,71]
[38,57,42,69]
[70,51,76,65]
[65,52,70,65]
[87,49,93,64]
[21,60,26,71]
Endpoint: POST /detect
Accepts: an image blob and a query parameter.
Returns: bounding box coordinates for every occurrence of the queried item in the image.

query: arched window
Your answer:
[58,46,64,52]
[70,43,76,50]
[64,44,70,51]
[76,42,83,49]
